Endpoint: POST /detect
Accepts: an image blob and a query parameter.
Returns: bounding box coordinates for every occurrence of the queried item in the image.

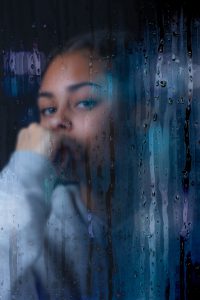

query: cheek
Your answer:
[39,117,56,130]
[39,117,47,128]
[75,111,111,145]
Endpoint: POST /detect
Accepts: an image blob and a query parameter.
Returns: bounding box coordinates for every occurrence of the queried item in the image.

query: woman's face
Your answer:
[38,50,117,169]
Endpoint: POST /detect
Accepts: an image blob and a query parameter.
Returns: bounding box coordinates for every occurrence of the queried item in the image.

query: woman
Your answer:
[0,31,139,299]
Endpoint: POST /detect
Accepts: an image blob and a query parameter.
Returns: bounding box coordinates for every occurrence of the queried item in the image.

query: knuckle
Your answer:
[18,128,26,139]
[29,122,38,131]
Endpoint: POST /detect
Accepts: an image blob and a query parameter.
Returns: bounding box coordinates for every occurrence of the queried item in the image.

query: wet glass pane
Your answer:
[0,1,200,299]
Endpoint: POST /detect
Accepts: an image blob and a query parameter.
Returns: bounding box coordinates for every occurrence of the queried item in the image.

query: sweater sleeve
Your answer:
[0,151,57,299]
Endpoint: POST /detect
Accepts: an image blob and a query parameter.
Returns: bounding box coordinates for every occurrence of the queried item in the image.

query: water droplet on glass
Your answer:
[179,97,184,104]
[130,144,135,150]
[172,54,176,61]
[153,113,157,121]
[158,39,164,53]
[143,123,148,129]
[160,80,167,87]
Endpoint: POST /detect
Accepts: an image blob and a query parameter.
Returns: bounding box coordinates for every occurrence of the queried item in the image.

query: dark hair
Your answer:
[44,31,134,75]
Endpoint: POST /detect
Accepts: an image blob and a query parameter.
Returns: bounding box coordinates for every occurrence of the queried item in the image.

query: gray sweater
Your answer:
[0,151,109,299]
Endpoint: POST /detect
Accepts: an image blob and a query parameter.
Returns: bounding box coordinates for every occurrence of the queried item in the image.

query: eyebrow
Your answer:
[37,91,54,100]
[67,81,101,92]
[38,81,102,100]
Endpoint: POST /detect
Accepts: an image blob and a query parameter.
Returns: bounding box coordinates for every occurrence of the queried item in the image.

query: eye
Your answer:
[40,107,57,116]
[76,98,99,110]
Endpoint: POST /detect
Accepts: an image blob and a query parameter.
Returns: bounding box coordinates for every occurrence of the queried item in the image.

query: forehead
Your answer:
[41,51,108,89]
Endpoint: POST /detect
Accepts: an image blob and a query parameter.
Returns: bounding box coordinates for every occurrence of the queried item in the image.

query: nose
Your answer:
[49,109,72,131]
